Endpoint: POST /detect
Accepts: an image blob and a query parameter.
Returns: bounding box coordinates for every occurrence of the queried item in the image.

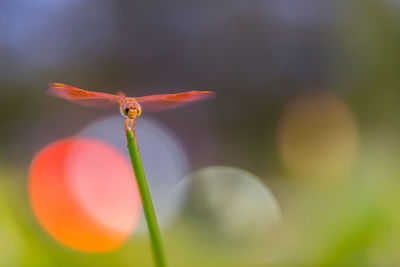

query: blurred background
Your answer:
[1,0,400,266]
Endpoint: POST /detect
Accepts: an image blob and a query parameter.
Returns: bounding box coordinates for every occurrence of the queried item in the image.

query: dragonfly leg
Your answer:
[124,117,130,131]
[130,119,137,143]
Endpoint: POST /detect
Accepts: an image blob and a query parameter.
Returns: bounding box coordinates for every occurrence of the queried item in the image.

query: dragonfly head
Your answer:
[121,100,142,119]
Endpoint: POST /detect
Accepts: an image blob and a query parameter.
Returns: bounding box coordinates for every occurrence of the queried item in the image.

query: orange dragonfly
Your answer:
[47,83,215,134]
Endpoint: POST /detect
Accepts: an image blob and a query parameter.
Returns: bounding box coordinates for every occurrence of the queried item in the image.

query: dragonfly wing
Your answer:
[136,91,215,111]
[47,83,122,108]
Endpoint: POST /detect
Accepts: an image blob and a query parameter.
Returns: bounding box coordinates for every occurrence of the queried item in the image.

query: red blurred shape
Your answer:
[28,138,141,252]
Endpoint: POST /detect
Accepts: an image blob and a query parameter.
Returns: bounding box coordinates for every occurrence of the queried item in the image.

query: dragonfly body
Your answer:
[120,97,142,119]
[47,83,215,136]
[119,97,142,133]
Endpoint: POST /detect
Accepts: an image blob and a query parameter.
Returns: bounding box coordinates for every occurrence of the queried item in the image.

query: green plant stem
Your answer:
[126,128,167,267]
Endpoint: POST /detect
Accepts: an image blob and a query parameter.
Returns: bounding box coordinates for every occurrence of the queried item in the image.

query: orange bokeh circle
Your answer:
[28,138,141,252]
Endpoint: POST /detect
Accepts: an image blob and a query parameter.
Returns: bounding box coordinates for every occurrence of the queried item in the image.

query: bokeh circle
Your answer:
[28,138,141,252]
[182,166,281,240]
[77,115,190,233]
[278,92,359,179]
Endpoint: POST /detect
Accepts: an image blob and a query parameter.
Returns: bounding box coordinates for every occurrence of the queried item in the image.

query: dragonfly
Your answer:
[47,83,215,137]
